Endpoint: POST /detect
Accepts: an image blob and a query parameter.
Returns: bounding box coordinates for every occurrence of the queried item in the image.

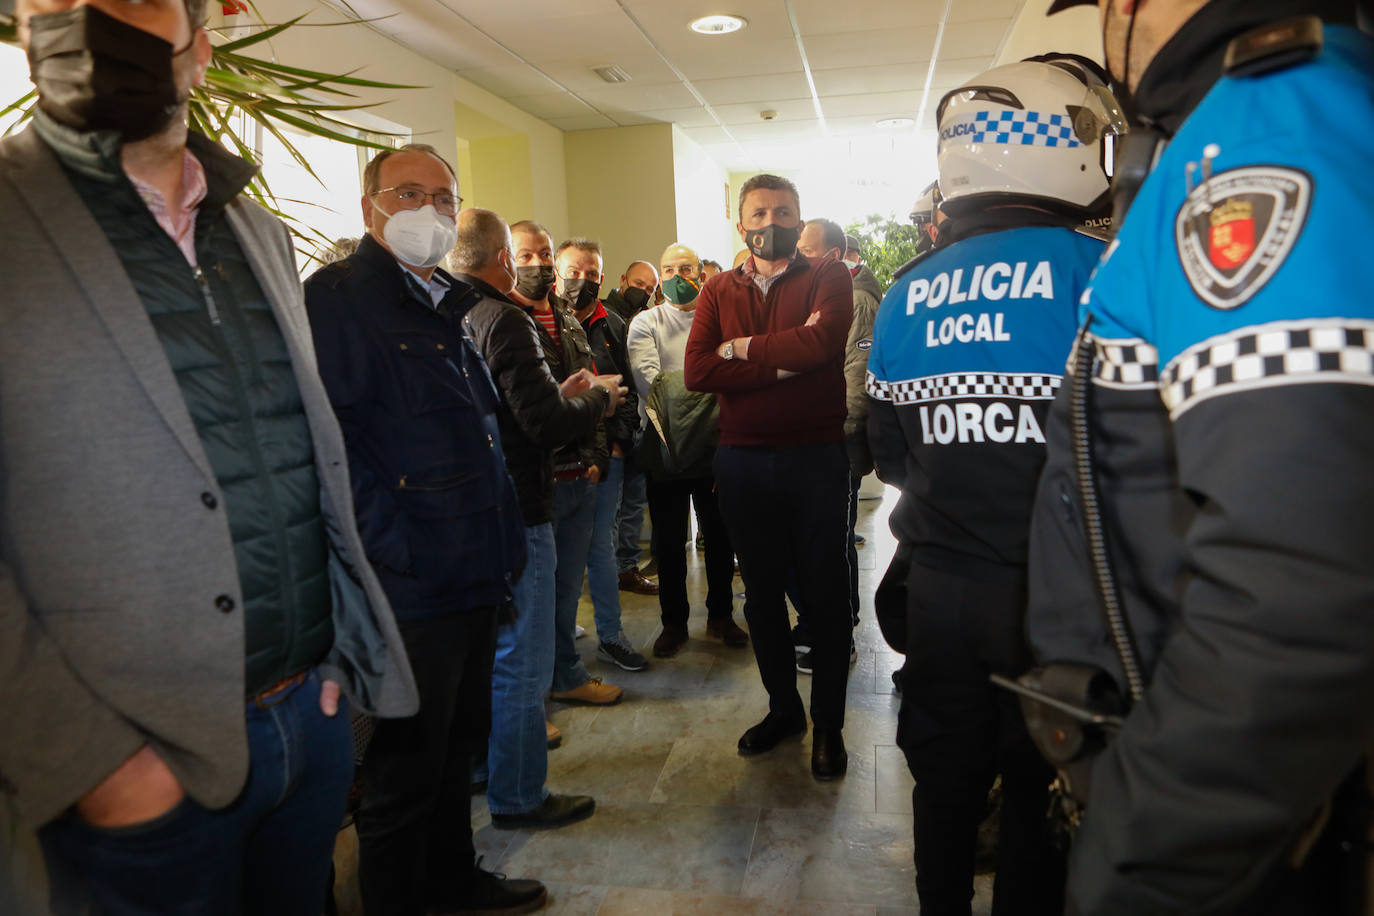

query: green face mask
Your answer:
[662,275,700,305]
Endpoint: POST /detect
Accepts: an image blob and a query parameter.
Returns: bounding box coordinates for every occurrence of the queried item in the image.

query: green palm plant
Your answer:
[0,7,422,260]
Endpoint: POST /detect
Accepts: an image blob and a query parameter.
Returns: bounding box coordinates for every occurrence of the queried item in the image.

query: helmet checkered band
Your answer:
[941,111,1080,151]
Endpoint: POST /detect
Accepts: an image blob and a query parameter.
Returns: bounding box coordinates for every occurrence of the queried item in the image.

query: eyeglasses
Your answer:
[372,184,462,217]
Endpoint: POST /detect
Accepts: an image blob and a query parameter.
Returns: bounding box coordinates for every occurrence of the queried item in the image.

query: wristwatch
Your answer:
[721,340,735,360]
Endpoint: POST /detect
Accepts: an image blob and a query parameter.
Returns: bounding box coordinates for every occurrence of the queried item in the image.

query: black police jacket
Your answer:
[460,274,608,526]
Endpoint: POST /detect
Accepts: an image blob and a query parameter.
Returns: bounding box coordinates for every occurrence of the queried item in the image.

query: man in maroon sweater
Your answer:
[684,174,854,780]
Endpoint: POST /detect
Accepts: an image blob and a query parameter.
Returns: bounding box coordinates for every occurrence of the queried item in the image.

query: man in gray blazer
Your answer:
[0,0,416,912]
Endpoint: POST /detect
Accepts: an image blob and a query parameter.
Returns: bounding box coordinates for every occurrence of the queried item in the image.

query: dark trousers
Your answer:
[715,442,852,729]
[789,473,863,641]
[39,670,352,916]
[898,563,1064,916]
[357,608,497,916]
[646,474,736,626]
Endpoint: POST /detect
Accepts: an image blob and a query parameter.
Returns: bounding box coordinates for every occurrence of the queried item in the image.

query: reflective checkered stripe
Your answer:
[867,370,1060,405]
[1161,319,1374,418]
[946,110,1081,148]
[1088,335,1160,390]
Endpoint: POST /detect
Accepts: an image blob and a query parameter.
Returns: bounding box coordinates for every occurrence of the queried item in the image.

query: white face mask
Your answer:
[377,203,457,269]
[843,258,861,272]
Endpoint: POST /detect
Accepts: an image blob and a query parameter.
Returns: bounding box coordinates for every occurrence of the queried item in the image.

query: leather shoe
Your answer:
[737,713,807,756]
[438,862,547,914]
[706,617,750,647]
[811,728,848,781]
[490,793,595,830]
[618,568,659,595]
[652,624,688,658]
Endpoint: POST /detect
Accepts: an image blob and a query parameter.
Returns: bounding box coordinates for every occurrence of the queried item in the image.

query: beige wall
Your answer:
[563,124,678,283]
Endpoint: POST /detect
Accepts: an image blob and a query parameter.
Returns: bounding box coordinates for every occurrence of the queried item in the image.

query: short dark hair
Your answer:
[510,220,551,241]
[738,173,800,219]
[555,237,602,260]
[806,218,845,255]
[701,259,723,272]
[362,143,458,197]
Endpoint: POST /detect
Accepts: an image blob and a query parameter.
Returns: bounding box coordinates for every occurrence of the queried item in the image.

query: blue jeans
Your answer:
[590,456,627,641]
[40,670,352,916]
[488,522,556,815]
[552,477,597,692]
[616,457,649,571]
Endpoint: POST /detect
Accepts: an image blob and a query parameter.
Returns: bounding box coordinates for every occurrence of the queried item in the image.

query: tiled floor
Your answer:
[332,486,995,914]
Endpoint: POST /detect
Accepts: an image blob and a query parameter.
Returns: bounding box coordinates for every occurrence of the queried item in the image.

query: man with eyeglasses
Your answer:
[628,243,747,660]
[305,145,545,915]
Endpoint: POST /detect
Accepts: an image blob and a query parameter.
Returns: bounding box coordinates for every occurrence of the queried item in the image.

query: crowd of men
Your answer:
[3,0,1373,914]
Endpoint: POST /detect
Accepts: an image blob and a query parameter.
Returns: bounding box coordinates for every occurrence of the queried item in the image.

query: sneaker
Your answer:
[450,859,547,914]
[791,623,813,653]
[597,636,649,671]
[550,677,623,705]
[574,624,587,639]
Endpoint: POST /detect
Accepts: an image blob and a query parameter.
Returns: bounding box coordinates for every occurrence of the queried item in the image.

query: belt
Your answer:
[249,672,307,709]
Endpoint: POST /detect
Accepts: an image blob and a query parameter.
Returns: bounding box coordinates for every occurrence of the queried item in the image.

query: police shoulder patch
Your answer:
[1174,164,1313,311]
[857,337,872,351]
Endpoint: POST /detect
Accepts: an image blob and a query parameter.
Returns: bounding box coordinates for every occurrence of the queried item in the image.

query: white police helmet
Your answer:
[935,56,1126,217]
[909,180,941,226]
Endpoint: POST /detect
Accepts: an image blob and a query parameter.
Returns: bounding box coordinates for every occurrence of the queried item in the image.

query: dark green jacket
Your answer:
[639,370,718,480]
[42,116,332,696]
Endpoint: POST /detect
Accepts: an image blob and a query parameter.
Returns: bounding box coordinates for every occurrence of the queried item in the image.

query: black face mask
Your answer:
[28,5,190,142]
[622,286,651,312]
[514,265,555,301]
[560,277,601,312]
[744,223,801,262]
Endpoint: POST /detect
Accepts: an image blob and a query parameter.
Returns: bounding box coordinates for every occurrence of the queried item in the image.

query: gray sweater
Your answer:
[627,302,698,425]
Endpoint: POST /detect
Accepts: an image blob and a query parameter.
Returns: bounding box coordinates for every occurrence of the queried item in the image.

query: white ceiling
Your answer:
[334,0,1029,170]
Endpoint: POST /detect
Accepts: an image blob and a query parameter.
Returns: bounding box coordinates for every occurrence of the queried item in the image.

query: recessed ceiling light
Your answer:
[875,117,914,129]
[690,14,747,35]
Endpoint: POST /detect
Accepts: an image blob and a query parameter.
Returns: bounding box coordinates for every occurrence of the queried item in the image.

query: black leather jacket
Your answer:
[460,274,607,525]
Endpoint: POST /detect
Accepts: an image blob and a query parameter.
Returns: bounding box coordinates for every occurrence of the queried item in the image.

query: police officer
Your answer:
[1025,0,1374,913]
[867,57,1122,916]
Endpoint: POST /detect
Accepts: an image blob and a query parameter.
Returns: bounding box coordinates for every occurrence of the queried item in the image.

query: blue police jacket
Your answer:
[1025,18,1374,915]
[867,210,1104,577]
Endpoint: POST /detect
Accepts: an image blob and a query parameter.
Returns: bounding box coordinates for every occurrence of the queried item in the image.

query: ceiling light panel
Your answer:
[690,14,748,34]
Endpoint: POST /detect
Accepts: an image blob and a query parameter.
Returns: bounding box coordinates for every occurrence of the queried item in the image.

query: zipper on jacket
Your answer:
[193,265,222,326]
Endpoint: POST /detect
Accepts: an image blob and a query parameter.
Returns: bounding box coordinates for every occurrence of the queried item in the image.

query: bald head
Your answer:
[451,209,515,293]
[659,243,700,283]
[621,260,658,294]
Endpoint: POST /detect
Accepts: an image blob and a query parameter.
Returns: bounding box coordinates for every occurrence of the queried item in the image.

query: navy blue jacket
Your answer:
[304,235,525,620]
